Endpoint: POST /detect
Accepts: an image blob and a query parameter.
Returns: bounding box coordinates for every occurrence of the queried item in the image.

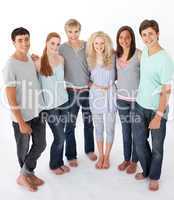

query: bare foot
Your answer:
[17,175,37,192]
[103,157,110,169]
[68,159,78,167]
[118,161,130,171]
[87,152,97,161]
[95,156,104,169]
[135,172,145,180]
[149,180,159,191]
[51,168,65,175]
[60,165,70,173]
[29,175,44,186]
[126,162,137,174]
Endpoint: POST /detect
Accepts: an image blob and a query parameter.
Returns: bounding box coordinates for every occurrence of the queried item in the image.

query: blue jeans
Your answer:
[65,89,95,160]
[41,102,68,169]
[12,114,46,175]
[133,102,167,180]
[117,99,138,162]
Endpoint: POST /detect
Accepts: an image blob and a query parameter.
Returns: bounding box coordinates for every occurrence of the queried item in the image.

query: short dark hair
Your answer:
[139,19,159,35]
[116,26,136,60]
[11,27,30,41]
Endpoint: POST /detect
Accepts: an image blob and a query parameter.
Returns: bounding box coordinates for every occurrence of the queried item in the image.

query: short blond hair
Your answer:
[86,31,113,69]
[64,19,81,32]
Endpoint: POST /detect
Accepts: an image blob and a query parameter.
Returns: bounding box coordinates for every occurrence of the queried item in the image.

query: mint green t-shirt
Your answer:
[136,47,174,110]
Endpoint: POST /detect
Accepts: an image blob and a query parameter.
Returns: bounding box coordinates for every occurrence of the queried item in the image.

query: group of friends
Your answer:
[2,18,174,192]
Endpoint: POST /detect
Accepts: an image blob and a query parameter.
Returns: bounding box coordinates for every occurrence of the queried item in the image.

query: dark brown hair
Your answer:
[40,32,60,76]
[139,19,159,35]
[11,27,30,41]
[116,26,136,60]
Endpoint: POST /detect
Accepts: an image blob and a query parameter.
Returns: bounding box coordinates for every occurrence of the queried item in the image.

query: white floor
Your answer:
[0,103,174,200]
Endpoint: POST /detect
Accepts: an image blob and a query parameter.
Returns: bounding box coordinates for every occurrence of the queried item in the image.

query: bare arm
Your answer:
[31,54,41,72]
[149,84,171,129]
[6,87,32,134]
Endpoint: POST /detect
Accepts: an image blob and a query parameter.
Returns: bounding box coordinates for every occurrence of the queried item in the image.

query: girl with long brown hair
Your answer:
[34,32,70,175]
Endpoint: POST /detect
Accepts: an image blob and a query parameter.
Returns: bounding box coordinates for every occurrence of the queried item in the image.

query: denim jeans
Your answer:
[12,114,46,175]
[41,102,68,169]
[133,102,167,180]
[117,99,138,162]
[65,89,95,160]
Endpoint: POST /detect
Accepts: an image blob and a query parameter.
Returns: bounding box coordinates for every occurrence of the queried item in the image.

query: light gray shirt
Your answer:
[116,49,140,101]
[59,42,90,88]
[2,56,44,122]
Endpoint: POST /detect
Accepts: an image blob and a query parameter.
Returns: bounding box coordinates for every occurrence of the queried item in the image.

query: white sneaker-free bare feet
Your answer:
[17,175,37,192]
[29,175,44,186]
[103,156,110,169]
[60,165,70,173]
[95,156,104,169]
[87,152,97,161]
[135,172,145,180]
[51,168,65,175]
[149,180,159,191]
[68,159,78,167]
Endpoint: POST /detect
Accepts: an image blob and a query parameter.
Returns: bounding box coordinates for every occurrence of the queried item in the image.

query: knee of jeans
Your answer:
[135,143,145,155]
[65,123,76,135]
[40,141,47,152]
[54,134,65,144]
[152,149,163,161]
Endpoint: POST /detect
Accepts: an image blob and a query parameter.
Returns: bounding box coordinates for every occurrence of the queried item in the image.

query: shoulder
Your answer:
[3,57,16,72]
[33,57,41,72]
[59,43,67,51]
[58,55,64,65]
[54,54,64,66]
[161,50,174,66]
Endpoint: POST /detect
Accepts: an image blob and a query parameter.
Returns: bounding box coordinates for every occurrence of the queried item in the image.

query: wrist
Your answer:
[18,119,26,126]
[156,110,164,118]
[154,114,162,121]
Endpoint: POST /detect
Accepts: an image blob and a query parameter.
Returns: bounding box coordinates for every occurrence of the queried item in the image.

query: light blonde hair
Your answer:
[86,31,113,69]
[64,19,81,32]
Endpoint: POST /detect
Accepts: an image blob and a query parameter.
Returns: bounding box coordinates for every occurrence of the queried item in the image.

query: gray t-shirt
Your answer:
[59,42,90,88]
[2,56,44,122]
[116,49,140,101]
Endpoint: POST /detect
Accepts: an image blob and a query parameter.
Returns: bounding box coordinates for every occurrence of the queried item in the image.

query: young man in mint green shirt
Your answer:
[133,19,174,191]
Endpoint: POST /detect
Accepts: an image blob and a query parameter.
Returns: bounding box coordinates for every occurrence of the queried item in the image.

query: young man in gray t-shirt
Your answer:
[2,27,46,192]
[59,19,97,167]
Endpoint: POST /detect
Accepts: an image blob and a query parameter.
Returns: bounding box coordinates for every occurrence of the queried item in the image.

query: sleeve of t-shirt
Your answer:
[58,45,64,57]
[2,64,17,87]
[160,55,174,85]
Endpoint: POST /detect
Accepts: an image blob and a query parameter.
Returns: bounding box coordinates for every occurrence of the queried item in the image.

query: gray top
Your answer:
[39,64,68,110]
[59,42,90,88]
[116,49,140,101]
[2,56,44,122]
[89,55,117,113]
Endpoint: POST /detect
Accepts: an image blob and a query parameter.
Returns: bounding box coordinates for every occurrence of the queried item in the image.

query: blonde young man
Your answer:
[59,19,97,167]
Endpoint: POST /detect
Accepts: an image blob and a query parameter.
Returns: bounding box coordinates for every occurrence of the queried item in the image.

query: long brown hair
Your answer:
[116,26,136,60]
[40,32,61,76]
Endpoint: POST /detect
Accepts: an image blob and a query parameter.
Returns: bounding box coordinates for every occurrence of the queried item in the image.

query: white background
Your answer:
[0,0,174,199]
